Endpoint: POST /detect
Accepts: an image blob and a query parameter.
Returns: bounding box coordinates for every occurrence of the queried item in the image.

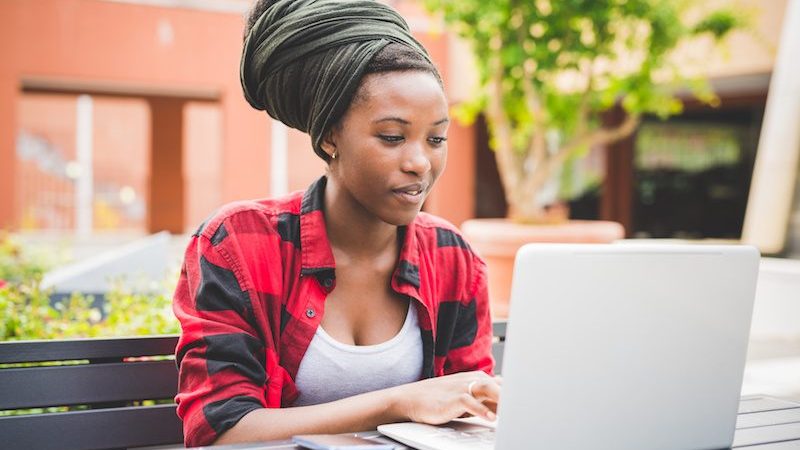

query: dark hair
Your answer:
[244,0,276,41]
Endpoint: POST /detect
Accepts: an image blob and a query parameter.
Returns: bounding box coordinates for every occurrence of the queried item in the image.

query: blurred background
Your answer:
[0,0,798,400]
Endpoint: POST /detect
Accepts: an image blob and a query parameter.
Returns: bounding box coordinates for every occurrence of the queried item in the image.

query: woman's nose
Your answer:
[401,142,431,175]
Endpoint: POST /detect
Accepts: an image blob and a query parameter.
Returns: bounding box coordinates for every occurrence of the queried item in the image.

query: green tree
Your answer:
[425,0,745,222]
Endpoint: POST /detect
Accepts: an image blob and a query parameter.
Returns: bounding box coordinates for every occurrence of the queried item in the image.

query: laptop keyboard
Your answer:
[379,419,497,450]
[430,425,496,445]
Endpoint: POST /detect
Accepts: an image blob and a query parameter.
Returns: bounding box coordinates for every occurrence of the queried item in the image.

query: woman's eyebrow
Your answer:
[373,117,410,125]
[372,117,450,126]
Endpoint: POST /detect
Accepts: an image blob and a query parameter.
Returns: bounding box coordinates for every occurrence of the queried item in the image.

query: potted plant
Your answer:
[424,0,744,316]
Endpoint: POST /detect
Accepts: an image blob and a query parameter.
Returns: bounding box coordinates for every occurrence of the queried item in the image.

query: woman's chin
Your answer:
[381,208,422,227]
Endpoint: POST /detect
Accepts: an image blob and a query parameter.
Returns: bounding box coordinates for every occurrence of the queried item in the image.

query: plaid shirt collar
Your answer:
[298,176,422,299]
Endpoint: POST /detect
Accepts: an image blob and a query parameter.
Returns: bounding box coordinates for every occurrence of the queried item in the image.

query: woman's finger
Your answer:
[482,400,498,414]
[459,393,496,421]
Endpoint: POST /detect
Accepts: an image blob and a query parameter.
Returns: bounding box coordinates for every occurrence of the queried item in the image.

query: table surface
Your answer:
[178,395,800,449]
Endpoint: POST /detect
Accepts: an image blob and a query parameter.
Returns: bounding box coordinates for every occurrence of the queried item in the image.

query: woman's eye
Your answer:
[428,136,448,146]
[378,134,404,143]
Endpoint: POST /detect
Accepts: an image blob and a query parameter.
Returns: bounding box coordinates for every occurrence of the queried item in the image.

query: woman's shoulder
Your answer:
[411,213,484,268]
[192,191,305,243]
[412,211,461,232]
[412,213,487,299]
[412,212,473,251]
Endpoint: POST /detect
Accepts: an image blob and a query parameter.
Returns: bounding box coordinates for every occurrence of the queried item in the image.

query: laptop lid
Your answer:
[495,243,759,450]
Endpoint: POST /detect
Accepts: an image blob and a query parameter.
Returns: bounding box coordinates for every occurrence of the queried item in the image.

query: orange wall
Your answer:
[287,128,326,193]
[0,0,269,230]
[1,72,19,229]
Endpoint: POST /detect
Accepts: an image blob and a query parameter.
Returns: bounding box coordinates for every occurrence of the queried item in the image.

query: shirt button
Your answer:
[305,308,316,319]
[322,278,333,288]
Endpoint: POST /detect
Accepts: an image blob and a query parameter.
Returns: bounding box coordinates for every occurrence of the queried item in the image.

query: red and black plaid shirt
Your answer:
[173,176,494,446]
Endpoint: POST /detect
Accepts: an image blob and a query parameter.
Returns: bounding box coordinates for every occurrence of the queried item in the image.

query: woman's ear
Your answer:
[320,128,338,161]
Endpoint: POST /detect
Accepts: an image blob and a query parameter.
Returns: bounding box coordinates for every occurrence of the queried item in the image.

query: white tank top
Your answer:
[292,305,423,406]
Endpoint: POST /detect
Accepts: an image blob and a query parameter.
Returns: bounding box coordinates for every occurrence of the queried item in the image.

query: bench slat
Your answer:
[0,360,178,410]
[0,404,182,450]
[0,335,179,364]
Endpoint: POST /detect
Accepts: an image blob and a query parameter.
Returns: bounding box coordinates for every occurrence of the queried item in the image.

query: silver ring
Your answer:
[467,380,478,397]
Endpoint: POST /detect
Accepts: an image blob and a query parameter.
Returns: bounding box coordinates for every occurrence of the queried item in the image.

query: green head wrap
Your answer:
[240,0,432,161]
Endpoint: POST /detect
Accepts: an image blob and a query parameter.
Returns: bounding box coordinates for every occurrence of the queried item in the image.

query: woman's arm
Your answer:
[216,370,500,444]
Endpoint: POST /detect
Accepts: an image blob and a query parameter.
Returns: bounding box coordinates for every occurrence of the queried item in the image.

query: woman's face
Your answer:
[324,70,449,226]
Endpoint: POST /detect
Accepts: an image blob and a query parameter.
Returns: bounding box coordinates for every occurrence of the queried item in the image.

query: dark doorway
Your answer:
[474,115,508,218]
[632,99,766,239]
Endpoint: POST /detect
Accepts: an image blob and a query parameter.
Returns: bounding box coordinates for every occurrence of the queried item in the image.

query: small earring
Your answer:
[331,151,337,160]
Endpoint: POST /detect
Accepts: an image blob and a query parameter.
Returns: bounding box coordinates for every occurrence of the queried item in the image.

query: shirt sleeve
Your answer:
[173,229,267,447]
[442,254,495,376]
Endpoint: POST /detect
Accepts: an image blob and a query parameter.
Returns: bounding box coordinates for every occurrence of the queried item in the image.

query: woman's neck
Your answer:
[323,177,398,259]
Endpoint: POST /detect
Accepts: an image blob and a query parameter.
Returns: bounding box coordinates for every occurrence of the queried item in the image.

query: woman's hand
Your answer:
[390,371,502,425]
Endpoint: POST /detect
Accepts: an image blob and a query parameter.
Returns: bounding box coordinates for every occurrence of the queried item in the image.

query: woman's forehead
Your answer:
[355,71,448,121]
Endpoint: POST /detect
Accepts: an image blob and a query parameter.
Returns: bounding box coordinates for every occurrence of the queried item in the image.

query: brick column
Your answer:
[147,97,185,233]
[0,78,16,230]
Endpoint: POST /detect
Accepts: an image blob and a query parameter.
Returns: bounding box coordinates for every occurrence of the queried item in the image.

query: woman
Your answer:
[173,0,501,446]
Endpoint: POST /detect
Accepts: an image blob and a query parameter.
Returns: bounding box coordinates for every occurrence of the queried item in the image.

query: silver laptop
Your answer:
[379,243,760,450]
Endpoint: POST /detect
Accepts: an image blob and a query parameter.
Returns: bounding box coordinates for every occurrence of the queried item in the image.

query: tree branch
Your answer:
[485,41,523,198]
[521,81,548,177]
[574,59,595,139]
[555,112,640,169]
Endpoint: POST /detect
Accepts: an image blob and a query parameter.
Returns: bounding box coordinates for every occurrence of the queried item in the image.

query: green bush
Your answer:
[0,233,179,341]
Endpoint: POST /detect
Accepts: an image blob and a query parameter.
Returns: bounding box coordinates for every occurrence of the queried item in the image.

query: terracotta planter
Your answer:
[461,218,625,318]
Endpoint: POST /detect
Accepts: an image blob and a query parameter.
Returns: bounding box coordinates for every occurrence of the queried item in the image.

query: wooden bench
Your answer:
[0,335,183,450]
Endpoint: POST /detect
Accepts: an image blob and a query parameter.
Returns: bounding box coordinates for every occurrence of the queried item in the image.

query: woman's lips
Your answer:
[393,190,424,204]
[392,183,426,205]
